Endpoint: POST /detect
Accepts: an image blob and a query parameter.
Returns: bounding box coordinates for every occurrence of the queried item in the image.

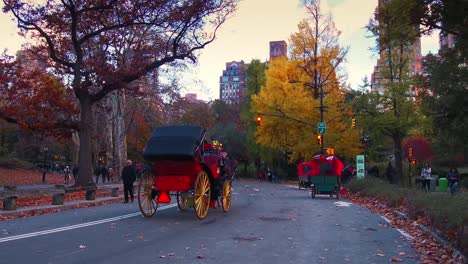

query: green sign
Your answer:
[356,155,365,178]
[317,122,326,134]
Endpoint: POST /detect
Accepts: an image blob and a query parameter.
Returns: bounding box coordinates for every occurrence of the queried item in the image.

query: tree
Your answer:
[252,58,361,162]
[176,99,216,129]
[241,59,267,164]
[402,137,434,162]
[3,0,238,186]
[211,99,240,126]
[422,51,468,164]
[363,0,423,184]
[290,0,348,99]
[0,52,78,138]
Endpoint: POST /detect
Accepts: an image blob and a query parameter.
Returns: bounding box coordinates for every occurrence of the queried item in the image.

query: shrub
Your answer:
[350,177,468,254]
[348,177,406,207]
[460,175,468,190]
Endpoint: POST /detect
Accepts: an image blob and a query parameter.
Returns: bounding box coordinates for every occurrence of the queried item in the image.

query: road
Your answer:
[0,181,418,264]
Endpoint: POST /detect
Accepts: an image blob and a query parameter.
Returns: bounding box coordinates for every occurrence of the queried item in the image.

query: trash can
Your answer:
[438,178,448,192]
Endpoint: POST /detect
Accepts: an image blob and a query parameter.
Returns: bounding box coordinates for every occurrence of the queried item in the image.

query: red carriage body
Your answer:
[139,125,234,219]
[297,154,344,199]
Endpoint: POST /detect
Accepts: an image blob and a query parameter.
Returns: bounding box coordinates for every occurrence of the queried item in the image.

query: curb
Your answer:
[393,209,466,261]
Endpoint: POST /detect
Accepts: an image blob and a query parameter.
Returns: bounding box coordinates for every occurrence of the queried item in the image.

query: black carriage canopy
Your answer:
[142,125,207,161]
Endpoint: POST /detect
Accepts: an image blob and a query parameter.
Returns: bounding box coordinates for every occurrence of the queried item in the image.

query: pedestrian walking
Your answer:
[101,165,109,184]
[447,167,460,195]
[64,165,71,184]
[108,167,116,183]
[122,160,137,203]
[421,163,432,191]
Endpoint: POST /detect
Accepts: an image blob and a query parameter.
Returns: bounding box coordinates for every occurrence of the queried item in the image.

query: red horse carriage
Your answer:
[139,125,235,219]
[297,154,344,199]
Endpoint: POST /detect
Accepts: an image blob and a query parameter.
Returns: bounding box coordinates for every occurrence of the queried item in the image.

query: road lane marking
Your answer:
[334,201,352,207]
[380,215,391,224]
[379,215,413,240]
[397,228,413,240]
[0,203,177,243]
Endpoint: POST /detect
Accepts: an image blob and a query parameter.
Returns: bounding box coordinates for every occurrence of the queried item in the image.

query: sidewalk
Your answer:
[0,195,126,218]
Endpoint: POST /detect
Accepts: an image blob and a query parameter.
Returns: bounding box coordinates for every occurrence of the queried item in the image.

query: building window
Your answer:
[233,76,239,82]
[222,76,228,82]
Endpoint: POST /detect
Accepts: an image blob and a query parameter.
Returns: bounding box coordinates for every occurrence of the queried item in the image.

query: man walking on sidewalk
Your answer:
[122,160,137,203]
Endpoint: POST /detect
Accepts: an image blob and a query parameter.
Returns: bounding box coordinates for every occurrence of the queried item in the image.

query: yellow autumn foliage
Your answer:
[252,57,362,162]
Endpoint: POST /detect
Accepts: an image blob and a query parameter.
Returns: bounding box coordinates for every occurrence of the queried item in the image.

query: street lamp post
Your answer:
[42,145,48,183]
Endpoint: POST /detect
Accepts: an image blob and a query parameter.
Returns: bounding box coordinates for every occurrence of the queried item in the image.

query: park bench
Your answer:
[0,184,122,211]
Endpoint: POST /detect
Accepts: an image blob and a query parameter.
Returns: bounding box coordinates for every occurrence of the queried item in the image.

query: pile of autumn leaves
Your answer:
[346,178,466,264]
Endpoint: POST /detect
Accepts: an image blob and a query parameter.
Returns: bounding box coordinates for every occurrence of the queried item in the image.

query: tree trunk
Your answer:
[111,91,127,180]
[393,133,403,185]
[77,96,94,187]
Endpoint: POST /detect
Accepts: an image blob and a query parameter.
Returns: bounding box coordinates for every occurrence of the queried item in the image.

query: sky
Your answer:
[0,0,440,101]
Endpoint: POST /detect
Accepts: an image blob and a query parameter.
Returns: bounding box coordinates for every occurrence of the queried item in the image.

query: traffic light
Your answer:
[256,115,262,126]
[408,147,413,159]
[411,159,417,166]
[316,134,323,146]
[351,118,356,128]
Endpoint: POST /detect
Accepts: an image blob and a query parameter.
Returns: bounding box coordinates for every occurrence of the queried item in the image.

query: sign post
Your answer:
[317,122,326,134]
[356,155,365,178]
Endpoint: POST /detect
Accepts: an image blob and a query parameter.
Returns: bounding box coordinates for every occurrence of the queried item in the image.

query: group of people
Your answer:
[257,166,278,183]
[94,165,117,184]
[420,163,461,194]
[70,159,139,203]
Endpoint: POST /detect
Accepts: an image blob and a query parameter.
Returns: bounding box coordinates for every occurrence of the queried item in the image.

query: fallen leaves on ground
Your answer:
[0,168,74,186]
[345,192,465,264]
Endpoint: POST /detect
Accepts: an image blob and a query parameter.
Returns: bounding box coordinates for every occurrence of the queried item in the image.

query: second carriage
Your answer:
[138,125,236,220]
[297,154,344,199]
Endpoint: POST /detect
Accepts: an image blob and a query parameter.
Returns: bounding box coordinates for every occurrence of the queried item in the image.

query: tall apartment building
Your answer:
[439,33,457,50]
[370,0,422,97]
[219,60,247,104]
[269,40,287,60]
[219,41,287,104]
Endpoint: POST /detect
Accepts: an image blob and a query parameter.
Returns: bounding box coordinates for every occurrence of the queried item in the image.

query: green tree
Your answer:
[241,59,267,165]
[422,51,468,165]
[363,0,424,184]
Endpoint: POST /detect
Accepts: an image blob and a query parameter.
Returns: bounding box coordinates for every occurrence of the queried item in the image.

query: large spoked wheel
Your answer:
[138,172,158,217]
[177,192,188,212]
[221,181,232,213]
[194,170,211,220]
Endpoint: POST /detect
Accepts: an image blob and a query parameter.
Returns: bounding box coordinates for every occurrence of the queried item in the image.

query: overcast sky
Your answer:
[0,0,440,101]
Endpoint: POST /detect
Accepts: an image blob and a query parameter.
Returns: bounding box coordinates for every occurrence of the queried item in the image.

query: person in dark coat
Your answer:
[122,160,137,203]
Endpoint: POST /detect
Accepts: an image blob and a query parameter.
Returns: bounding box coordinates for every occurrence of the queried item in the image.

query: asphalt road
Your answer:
[0,181,419,264]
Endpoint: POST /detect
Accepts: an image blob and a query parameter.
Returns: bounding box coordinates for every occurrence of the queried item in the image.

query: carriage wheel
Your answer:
[138,172,158,217]
[194,171,211,220]
[221,181,232,213]
[311,187,316,199]
[177,192,188,212]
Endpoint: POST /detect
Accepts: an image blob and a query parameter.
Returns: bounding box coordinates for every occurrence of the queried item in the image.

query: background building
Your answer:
[269,40,287,60]
[219,61,247,104]
[370,0,422,97]
[219,41,287,104]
